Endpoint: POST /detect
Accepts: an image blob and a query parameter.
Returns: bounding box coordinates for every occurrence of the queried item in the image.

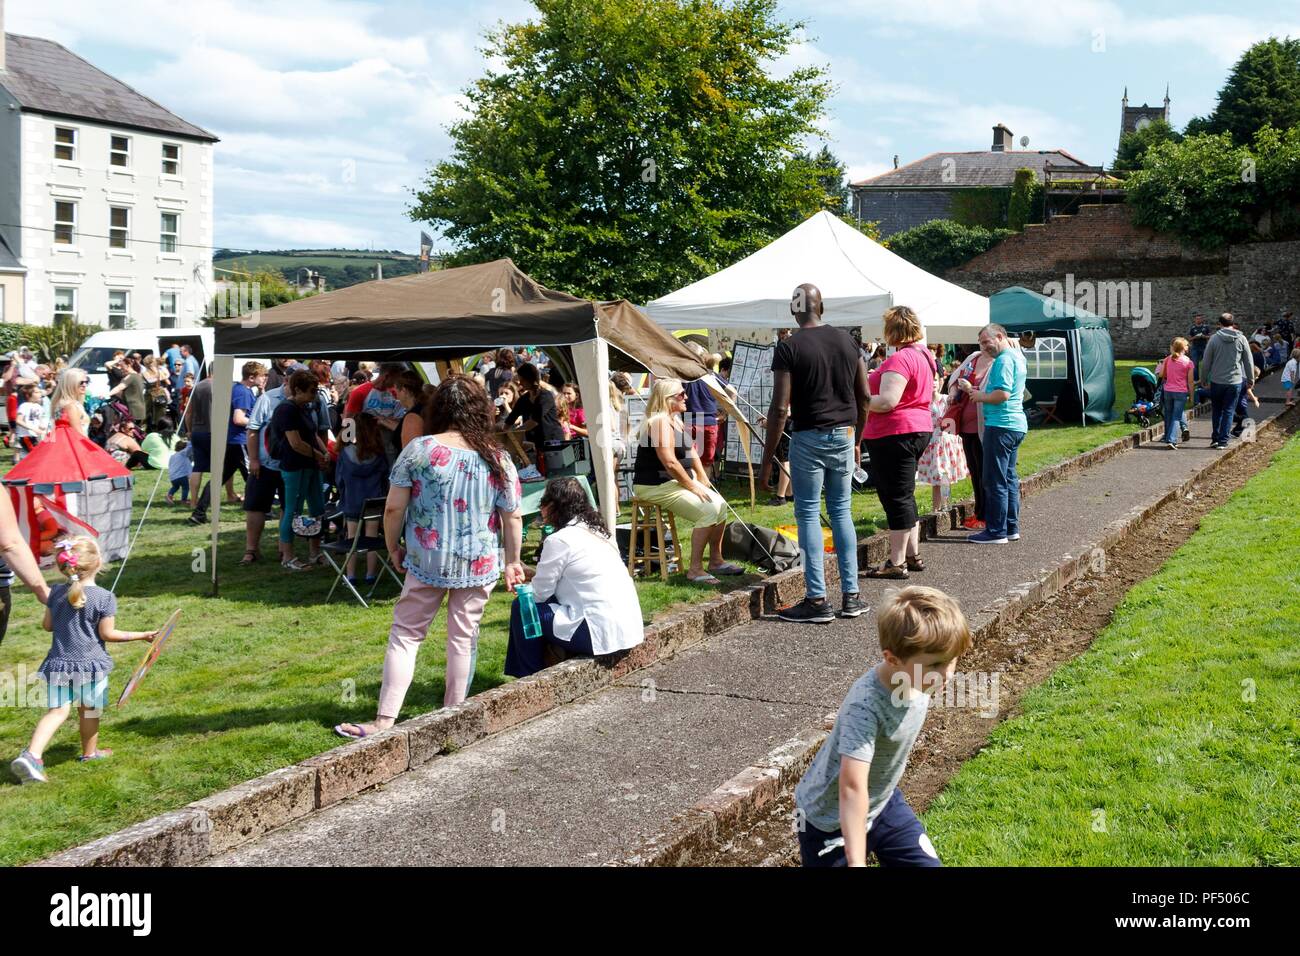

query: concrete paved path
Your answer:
[211,380,1288,866]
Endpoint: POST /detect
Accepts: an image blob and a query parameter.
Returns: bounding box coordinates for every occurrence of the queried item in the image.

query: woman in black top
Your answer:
[630,379,736,585]
[501,362,564,460]
[484,348,516,400]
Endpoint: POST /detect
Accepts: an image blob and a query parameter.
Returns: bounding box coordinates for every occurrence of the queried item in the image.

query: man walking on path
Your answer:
[959,324,1027,545]
[1188,314,1213,368]
[761,284,870,623]
[1201,313,1255,449]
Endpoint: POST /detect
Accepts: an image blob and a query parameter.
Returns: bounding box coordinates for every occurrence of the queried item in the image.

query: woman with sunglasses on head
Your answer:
[631,378,737,585]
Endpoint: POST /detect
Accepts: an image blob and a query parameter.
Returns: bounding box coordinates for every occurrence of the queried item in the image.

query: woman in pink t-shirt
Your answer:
[1156,336,1196,449]
[862,306,937,579]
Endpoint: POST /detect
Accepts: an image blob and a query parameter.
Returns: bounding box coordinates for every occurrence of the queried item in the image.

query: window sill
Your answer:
[53,161,83,173]
[156,253,183,264]
[105,250,136,261]
[50,245,83,257]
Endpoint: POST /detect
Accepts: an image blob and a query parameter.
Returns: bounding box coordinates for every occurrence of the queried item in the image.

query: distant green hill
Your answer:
[213,249,436,290]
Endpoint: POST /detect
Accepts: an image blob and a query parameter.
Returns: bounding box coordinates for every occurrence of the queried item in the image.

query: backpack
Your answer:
[722,521,799,574]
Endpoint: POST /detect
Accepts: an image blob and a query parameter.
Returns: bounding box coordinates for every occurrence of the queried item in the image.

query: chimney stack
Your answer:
[893,154,899,169]
[991,123,1014,152]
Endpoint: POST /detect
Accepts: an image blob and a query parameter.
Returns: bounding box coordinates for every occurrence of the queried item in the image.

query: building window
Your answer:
[55,127,77,162]
[109,206,130,248]
[54,287,77,325]
[160,212,179,253]
[108,290,129,329]
[160,292,178,328]
[54,201,77,244]
[110,135,131,168]
[1025,336,1068,379]
[162,143,181,175]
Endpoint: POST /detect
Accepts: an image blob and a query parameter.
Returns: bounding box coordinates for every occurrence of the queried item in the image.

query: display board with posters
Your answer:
[724,340,775,476]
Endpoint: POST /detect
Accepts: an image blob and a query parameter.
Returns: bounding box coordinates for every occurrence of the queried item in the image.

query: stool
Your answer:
[1037,399,1064,426]
[627,499,683,581]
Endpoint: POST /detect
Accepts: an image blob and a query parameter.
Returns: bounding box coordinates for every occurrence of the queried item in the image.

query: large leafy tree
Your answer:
[409,0,831,301]
[802,144,848,213]
[1186,37,1300,144]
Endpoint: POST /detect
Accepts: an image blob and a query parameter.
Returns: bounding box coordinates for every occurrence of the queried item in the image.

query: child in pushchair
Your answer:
[1123,366,1163,428]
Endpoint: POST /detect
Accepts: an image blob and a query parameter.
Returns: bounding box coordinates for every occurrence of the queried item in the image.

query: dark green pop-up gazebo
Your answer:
[989,286,1116,425]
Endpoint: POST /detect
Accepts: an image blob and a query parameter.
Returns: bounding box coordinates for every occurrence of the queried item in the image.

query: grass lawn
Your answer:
[921,433,1300,865]
[0,358,1155,863]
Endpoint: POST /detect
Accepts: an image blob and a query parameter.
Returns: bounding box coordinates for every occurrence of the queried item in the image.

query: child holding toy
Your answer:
[794,585,972,866]
[9,537,156,784]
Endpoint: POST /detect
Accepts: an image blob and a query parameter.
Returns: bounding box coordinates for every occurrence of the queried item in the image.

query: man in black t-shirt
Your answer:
[502,362,564,463]
[761,284,870,624]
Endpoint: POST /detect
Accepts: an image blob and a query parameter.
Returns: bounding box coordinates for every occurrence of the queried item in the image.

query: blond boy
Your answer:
[794,586,972,866]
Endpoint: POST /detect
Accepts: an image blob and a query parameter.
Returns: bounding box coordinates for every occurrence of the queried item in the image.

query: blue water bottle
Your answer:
[516,583,543,640]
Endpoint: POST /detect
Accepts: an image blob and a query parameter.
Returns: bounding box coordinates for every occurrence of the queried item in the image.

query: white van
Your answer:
[68,328,262,399]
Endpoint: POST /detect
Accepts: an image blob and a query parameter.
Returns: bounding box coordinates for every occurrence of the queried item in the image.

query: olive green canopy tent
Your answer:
[989,286,1116,426]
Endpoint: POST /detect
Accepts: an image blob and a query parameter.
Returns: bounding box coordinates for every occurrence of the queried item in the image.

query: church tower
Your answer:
[1121,87,1171,148]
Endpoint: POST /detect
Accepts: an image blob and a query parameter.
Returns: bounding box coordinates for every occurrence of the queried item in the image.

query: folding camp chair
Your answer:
[322,496,403,607]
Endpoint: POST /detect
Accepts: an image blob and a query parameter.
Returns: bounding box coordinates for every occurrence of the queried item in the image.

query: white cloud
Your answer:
[815,0,1300,64]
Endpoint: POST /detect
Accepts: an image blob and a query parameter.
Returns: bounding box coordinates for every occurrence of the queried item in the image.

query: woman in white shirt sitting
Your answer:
[504,477,645,678]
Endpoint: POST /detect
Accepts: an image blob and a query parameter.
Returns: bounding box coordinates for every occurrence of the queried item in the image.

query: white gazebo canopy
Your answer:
[644,210,990,341]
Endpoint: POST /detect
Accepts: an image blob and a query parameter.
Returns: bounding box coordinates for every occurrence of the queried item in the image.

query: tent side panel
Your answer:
[572,338,618,532]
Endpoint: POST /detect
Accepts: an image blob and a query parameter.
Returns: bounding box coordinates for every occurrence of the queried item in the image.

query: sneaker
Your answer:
[1181,426,1191,442]
[11,750,47,784]
[1007,532,1021,541]
[1211,442,1228,450]
[962,516,985,530]
[967,531,1009,544]
[187,512,207,525]
[840,593,869,618]
[777,597,835,624]
[766,495,788,507]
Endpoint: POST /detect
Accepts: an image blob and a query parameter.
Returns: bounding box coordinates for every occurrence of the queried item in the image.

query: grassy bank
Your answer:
[922,433,1300,865]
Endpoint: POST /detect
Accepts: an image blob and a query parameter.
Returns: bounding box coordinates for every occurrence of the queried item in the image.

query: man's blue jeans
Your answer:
[788,426,858,601]
[1162,391,1188,445]
[1209,382,1242,445]
[982,425,1024,539]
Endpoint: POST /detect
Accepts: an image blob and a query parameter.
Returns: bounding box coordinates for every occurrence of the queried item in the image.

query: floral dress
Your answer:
[389,436,522,589]
[915,394,969,487]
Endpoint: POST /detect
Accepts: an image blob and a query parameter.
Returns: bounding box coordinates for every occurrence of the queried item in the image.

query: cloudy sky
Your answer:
[9,0,1295,253]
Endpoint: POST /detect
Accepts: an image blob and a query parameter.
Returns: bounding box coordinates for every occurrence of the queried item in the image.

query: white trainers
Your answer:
[11,750,47,784]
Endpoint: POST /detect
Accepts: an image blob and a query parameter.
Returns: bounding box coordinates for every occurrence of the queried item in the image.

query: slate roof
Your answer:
[0,34,217,142]
[852,149,1089,189]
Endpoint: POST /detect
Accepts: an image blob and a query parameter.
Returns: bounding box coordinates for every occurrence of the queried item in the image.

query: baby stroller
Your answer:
[1123,366,1162,427]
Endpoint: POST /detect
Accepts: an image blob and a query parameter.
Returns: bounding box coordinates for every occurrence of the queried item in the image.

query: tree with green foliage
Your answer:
[1185,37,1300,144]
[885,220,1014,275]
[838,214,885,245]
[803,145,849,214]
[204,264,302,325]
[1113,119,1183,171]
[1124,131,1294,250]
[1006,168,1039,230]
[409,0,832,302]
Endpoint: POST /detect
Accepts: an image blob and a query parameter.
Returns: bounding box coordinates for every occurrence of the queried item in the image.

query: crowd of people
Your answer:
[2,303,1290,863]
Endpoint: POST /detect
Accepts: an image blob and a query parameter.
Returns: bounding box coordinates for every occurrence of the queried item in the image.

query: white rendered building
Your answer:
[0,26,218,328]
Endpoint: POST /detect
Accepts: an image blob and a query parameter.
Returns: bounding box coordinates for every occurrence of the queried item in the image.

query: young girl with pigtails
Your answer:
[9,536,156,785]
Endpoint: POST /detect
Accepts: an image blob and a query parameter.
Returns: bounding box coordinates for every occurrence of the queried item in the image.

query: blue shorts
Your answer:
[1283,381,1294,391]
[46,675,110,711]
[797,788,942,867]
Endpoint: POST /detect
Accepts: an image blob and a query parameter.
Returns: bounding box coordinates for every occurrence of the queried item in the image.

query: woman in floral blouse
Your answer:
[335,376,524,738]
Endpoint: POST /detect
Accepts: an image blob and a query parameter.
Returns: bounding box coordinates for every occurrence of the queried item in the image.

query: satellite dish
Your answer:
[1020,135,1030,147]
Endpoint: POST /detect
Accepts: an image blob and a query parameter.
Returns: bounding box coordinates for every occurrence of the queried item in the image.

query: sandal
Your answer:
[239,549,260,566]
[861,561,909,580]
[687,572,722,585]
[281,557,313,572]
[905,555,925,572]
[709,562,745,576]
[76,749,113,762]
[334,723,373,740]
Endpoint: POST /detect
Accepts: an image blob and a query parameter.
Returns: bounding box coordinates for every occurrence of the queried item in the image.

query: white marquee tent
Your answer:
[644,211,990,341]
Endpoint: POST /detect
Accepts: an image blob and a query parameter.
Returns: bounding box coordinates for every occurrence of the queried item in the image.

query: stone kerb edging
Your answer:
[617,401,1295,867]
[31,402,1214,866]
